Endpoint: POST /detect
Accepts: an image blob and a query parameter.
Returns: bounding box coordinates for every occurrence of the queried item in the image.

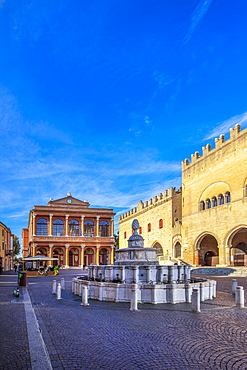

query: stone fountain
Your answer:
[72,219,216,304]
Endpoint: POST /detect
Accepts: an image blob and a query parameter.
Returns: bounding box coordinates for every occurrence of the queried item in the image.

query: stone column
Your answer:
[96,246,100,265]
[168,266,174,283]
[49,214,53,235]
[65,244,70,268]
[96,216,100,237]
[132,266,139,283]
[145,266,151,283]
[81,215,85,236]
[120,266,126,283]
[80,245,85,268]
[110,246,114,264]
[32,213,36,236]
[32,244,37,257]
[49,244,53,258]
[65,215,69,236]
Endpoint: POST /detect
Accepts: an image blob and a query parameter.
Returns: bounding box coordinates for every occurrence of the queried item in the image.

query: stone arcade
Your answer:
[73,220,216,304]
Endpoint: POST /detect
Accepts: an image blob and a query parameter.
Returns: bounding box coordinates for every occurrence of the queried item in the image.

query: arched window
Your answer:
[218,194,224,205]
[53,219,64,236]
[84,220,94,236]
[124,232,127,239]
[36,219,48,236]
[225,191,231,203]
[99,220,109,237]
[159,219,163,228]
[244,185,247,197]
[206,199,211,209]
[199,201,205,211]
[69,220,79,236]
[148,223,151,232]
[212,196,217,207]
[139,227,142,234]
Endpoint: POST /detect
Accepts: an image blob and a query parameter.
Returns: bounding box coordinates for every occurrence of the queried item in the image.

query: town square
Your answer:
[1,0,247,369]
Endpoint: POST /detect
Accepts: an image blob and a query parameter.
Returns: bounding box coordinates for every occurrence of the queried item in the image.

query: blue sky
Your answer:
[1,0,247,241]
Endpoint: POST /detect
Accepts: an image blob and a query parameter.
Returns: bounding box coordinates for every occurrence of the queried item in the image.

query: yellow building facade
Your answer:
[0,222,13,271]
[119,187,182,264]
[119,124,247,267]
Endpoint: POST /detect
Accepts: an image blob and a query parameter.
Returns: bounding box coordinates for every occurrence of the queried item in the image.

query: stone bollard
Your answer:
[61,278,65,290]
[232,279,238,295]
[56,283,62,300]
[185,283,192,303]
[209,281,213,300]
[213,280,217,298]
[81,285,89,306]
[200,282,205,302]
[130,284,139,311]
[191,288,200,313]
[72,278,75,294]
[52,280,57,294]
[235,286,245,308]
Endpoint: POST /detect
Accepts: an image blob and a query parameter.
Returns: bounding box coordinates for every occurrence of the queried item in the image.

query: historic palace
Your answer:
[119,124,247,267]
[22,193,115,267]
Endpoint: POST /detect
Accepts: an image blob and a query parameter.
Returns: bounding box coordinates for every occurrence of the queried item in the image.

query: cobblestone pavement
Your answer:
[1,270,247,369]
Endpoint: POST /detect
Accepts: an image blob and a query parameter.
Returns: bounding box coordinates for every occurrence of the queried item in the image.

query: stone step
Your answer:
[191,267,247,276]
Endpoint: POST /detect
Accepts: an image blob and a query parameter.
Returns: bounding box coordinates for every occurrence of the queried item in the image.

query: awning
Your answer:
[22,256,59,261]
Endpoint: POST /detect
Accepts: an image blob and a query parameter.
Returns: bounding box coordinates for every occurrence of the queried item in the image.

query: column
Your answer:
[65,244,70,268]
[145,266,151,283]
[49,214,53,235]
[81,215,85,236]
[194,249,200,265]
[32,213,36,236]
[110,245,114,264]
[32,244,37,257]
[65,215,69,236]
[96,216,100,237]
[80,245,85,268]
[47,244,53,266]
[110,217,114,237]
[96,246,100,265]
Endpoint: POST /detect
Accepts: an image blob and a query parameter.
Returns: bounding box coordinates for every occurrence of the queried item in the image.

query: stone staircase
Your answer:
[191,266,247,276]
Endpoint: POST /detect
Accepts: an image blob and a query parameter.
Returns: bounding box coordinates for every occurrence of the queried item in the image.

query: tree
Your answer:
[12,236,21,257]
[114,231,119,249]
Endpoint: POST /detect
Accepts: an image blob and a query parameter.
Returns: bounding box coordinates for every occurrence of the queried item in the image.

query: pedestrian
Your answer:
[0,265,2,274]
[14,264,17,273]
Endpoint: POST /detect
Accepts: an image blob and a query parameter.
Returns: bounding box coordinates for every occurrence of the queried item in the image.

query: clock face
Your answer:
[67,199,72,204]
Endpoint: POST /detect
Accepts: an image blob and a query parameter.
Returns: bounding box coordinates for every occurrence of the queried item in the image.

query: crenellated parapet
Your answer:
[119,187,182,222]
[182,123,246,170]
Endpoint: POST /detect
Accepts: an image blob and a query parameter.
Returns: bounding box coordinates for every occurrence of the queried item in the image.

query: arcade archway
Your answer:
[196,234,219,266]
[69,248,79,267]
[228,227,247,266]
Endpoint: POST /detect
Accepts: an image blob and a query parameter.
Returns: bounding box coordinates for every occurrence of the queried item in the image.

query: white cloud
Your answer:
[204,112,247,140]
[184,0,213,44]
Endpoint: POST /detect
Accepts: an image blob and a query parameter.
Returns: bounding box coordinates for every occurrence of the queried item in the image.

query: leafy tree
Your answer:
[12,236,21,257]
[114,231,119,249]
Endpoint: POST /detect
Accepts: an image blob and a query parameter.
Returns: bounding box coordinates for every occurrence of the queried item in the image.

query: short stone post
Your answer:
[56,283,62,300]
[185,283,192,303]
[213,280,217,298]
[232,279,238,295]
[52,280,57,294]
[61,278,65,290]
[200,282,205,302]
[81,285,89,306]
[130,284,139,311]
[191,288,200,313]
[209,281,213,300]
[235,286,244,308]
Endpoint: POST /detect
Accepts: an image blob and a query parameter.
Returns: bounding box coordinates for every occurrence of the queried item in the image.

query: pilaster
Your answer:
[65,215,69,236]
[49,214,53,235]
